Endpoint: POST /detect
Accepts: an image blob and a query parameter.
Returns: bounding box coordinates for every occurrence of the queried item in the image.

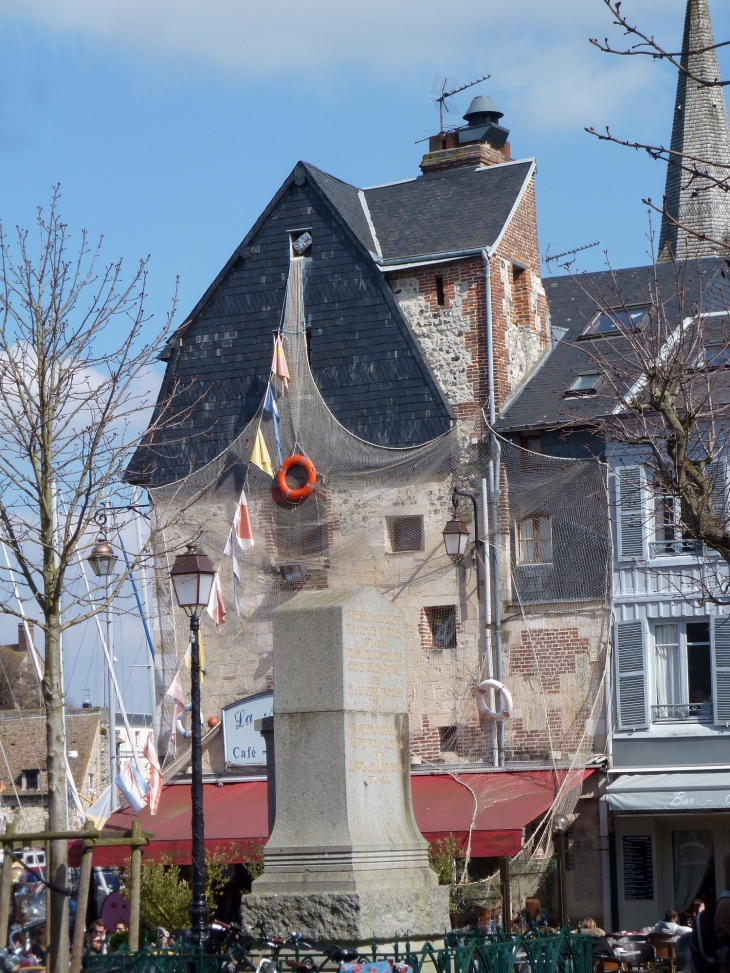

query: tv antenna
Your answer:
[433,74,491,135]
[545,240,601,271]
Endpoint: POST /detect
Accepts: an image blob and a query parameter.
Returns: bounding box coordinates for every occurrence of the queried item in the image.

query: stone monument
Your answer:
[242,587,449,941]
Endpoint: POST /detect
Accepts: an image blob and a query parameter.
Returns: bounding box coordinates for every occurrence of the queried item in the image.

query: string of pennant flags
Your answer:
[79,338,293,825]
[160,332,292,757]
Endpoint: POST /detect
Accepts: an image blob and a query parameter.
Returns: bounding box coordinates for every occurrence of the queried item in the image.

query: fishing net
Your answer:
[147,255,612,915]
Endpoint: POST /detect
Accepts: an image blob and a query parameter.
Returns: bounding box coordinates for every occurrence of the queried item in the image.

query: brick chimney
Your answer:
[421,93,511,175]
[18,621,34,653]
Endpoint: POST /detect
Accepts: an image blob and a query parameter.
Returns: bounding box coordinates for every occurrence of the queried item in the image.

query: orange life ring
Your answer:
[276,454,317,502]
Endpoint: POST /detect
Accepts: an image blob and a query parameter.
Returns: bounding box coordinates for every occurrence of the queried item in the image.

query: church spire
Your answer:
[658,0,730,261]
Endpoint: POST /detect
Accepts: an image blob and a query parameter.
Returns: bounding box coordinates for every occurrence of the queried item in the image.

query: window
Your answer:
[439,725,458,752]
[565,373,601,396]
[703,345,730,370]
[651,494,702,557]
[424,606,457,649]
[289,230,312,257]
[517,515,553,564]
[388,515,424,553]
[580,307,647,338]
[22,769,40,791]
[652,621,713,722]
[435,276,445,307]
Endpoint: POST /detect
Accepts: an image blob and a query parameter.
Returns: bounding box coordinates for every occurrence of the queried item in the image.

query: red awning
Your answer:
[83,770,592,866]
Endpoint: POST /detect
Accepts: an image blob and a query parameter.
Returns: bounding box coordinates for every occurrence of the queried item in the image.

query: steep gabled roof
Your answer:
[363,160,534,263]
[495,257,730,433]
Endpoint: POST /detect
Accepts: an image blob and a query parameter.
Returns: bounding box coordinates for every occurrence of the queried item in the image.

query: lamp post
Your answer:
[552,812,570,930]
[88,524,119,809]
[169,544,216,948]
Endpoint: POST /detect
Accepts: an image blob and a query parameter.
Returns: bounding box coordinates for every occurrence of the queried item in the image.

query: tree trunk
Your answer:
[44,617,69,973]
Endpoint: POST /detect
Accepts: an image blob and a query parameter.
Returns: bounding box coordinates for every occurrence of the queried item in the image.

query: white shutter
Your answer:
[616,619,648,729]
[616,466,646,560]
[705,460,727,531]
[711,615,730,726]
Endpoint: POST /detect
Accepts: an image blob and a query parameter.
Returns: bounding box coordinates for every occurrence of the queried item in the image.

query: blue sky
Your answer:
[0,0,728,712]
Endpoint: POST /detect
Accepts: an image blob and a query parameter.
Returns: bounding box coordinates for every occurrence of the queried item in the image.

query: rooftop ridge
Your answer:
[659,0,730,260]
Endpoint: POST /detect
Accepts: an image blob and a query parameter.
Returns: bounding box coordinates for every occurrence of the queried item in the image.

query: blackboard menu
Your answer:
[623,835,654,900]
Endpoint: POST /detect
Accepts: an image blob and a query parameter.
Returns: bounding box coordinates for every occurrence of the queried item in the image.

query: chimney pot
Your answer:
[18,622,34,654]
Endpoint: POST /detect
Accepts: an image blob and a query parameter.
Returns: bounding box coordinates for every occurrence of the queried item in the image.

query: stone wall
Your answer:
[387,177,549,420]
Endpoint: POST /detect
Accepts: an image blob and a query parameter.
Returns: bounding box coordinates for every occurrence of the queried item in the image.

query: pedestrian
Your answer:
[713,852,730,973]
[86,920,108,959]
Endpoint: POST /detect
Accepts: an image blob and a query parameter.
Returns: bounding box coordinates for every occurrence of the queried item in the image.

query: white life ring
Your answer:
[476,679,513,722]
[176,704,204,740]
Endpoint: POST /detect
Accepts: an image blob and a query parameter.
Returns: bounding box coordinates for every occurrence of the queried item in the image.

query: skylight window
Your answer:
[704,346,730,369]
[581,307,647,338]
[566,374,601,396]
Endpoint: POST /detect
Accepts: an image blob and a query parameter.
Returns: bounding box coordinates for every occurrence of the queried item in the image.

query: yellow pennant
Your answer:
[184,629,205,685]
[250,425,274,477]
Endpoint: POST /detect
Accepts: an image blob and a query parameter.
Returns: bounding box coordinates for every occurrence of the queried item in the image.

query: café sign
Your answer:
[222,692,273,767]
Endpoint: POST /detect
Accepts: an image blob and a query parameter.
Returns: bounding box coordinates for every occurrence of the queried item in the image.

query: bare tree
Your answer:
[587,0,730,252]
[0,189,201,972]
[571,255,730,600]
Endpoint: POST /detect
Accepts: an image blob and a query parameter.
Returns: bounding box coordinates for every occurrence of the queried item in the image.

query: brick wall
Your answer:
[504,620,604,762]
[387,176,549,420]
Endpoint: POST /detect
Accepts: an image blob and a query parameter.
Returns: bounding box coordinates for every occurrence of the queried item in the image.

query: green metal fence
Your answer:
[84,930,592,973]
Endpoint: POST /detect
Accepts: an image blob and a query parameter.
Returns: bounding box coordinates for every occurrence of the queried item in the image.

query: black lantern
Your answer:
[442,515,470,561]
[169,544,215,947]
[170,545,215,609]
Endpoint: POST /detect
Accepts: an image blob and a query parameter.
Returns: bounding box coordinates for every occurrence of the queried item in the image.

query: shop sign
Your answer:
[222,692,273,766]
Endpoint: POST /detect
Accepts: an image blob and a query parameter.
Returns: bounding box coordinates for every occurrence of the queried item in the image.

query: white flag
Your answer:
[115,761,148,813]
[223,530,240,615]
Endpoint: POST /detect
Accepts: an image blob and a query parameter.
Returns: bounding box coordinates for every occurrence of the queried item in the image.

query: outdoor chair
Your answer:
[594,959,621,973]
[647,936,675,973]
[622,943,656,972]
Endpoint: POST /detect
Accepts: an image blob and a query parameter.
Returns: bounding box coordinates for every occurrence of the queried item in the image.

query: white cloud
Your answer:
[0,0,704,133]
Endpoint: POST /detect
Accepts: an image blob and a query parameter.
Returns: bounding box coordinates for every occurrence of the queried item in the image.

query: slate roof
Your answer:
[363,160,534,262]
[496,257,730,434]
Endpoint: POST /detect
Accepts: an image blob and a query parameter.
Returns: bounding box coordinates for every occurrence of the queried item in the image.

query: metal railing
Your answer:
[652,702,713,722]
[85,930,593,973]
[649,539,702,558]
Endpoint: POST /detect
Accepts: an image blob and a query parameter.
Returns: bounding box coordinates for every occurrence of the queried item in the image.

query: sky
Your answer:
[0,0,728,714]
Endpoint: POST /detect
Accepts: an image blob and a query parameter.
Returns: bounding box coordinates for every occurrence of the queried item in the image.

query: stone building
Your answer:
[128,83,610,925]
[0,709,110,832]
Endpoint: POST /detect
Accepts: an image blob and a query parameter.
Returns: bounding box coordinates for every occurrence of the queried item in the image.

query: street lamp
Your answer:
[552,812,571,930]
[169,544,215,948]
[442,489,481,562]
[88,524,119,808]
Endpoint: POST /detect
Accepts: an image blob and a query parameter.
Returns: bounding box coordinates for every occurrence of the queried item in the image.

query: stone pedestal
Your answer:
[242,587,449,941]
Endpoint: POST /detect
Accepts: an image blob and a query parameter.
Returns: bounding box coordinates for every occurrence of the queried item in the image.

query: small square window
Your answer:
[439,725,458,752]
[388,515,424,553]
[580,307,647,339]
[23,769,40,791]
[565,373,600,396]
[517,515,553,564]
[424,606,457,648]
[290,230,312,257]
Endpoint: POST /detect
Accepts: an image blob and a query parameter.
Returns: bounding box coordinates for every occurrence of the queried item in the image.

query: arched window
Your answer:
[517,515,552,564]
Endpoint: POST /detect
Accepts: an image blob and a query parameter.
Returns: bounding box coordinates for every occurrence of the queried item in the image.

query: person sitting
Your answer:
[521,896,548,930]
[581,918,617,962]
[654,909,690,935]
[680,899,705,929]
[86,921,108,959]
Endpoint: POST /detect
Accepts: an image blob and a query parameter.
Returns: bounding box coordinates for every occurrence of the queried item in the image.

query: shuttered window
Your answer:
[711,615,730,725]
[616,619,648,729]
[616,466,646,560]
[705,460,727,532]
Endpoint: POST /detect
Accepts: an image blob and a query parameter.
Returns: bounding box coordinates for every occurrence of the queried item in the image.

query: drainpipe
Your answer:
[482,248,504,766]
